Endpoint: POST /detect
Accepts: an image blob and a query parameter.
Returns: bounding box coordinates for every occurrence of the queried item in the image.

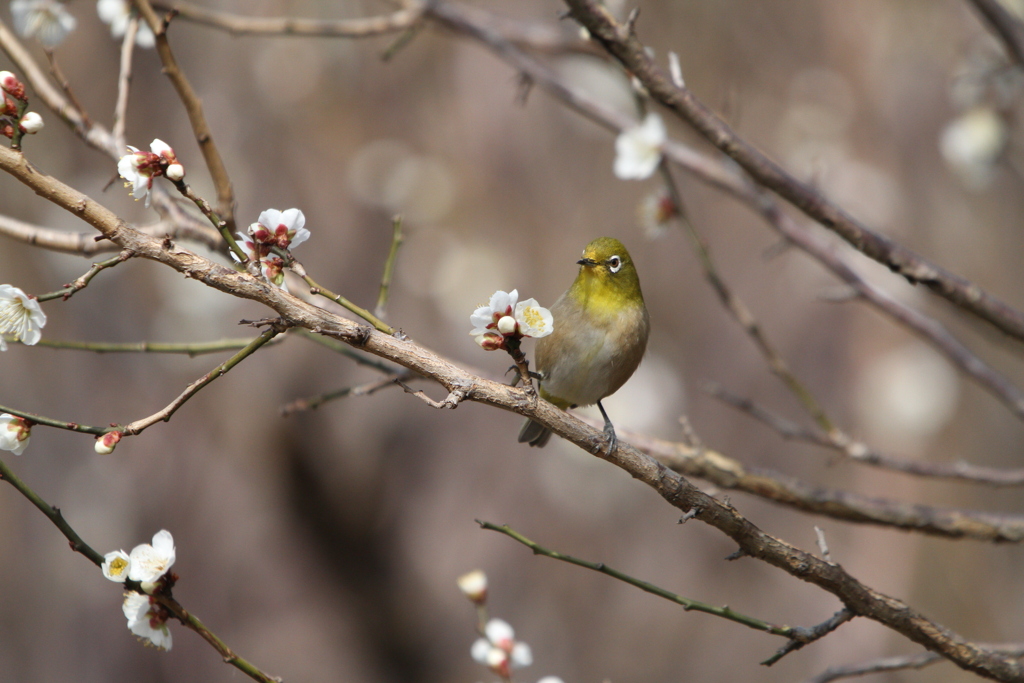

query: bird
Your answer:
[518,237,650,451]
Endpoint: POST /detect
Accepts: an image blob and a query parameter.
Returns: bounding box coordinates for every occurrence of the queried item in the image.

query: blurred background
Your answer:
[2,0,1024,681]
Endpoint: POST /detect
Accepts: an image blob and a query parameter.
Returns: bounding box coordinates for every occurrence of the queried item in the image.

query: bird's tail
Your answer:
[518,418,553,447]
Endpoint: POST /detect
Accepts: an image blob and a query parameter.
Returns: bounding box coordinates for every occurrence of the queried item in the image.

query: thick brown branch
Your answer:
[562,0,1024,344]
[593,418,1024,543]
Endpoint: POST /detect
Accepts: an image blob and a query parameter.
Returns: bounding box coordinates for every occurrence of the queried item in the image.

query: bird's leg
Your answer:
[505,365,542,387]
[597,400,617,454]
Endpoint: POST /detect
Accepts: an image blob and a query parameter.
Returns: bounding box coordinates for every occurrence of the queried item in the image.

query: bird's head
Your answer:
[571,237,644,307]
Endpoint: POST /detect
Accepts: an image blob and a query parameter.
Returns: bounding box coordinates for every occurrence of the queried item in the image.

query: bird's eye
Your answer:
[608,255,622,273]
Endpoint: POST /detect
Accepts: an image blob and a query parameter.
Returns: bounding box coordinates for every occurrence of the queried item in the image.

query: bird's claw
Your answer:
[603,423,617,455]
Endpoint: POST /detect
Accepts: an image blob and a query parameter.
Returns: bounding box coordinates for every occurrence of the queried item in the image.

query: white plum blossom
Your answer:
[470,289,553,350]
[0,284,47,351]
[471,618,533,679]
[470,289,517,336]
[96,0,155,48]
[10,0,76,47]
[19,111,43,134]
[537,678,565,683]
[456,569,488,604]
[0,414,31,455]
[117,139,182,207]
[614,112,666,180]
[127,529,176,592]
[248,208,310,250]
[122,591,172,650]
[102,549,131,582]
[940,107,1007,189]
[514,298,553,338]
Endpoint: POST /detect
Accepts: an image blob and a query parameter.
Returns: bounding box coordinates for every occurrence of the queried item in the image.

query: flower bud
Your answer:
[497,315,518,336]
[456,569,488,604]
[19,111,43,134]
[0,71,26,101]
[165,163,185,181]
[95,431,122,454]
[475,333,504,351]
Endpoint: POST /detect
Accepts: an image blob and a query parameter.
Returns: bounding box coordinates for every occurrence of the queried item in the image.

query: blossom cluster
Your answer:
[117,139,185,207]
[457,570,563,683]
[0,71,44,142]
[470,289,553,351]
[101,530,177,650]
[10,0,155,48]
[230,208,310,289]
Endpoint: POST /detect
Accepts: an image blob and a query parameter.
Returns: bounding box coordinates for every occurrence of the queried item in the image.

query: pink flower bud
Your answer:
[95,431,122,454]
[0,71,26,101]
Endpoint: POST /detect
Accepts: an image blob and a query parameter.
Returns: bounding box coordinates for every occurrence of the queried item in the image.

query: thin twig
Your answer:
[0,456,105,564]
[280,373,412,416]
[375,214,404,318]
[707,383,1024,486]
[36,250,135,302]
[287,258,395,334]
[112,16,140,150]
[762,609,854,666]
[660,161,835,434]
[0,403,110,435]
[132,0,236,236]
[153,0,424,37]
[120,325,283,435]
[35,335,283,355]
[43,49,91,128]
[479,520,800,638]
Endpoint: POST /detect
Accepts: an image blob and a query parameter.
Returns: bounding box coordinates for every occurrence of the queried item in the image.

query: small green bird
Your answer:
[518,237,650,450]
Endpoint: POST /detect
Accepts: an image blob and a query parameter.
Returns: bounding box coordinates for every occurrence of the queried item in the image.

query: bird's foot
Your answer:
[602,421,618,455]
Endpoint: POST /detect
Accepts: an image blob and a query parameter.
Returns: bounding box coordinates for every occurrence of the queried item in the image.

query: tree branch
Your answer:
[1,142,1020,680]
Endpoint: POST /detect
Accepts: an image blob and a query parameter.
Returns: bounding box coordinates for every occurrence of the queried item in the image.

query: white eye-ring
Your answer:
[608,255,622,273]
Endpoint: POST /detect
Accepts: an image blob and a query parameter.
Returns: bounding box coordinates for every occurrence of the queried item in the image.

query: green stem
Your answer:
[0,403,109,435]
[478,520,794,637]
[0,456,104,565]
[375,214,404,317]
[155,596,281,683]
[35,336,282,355]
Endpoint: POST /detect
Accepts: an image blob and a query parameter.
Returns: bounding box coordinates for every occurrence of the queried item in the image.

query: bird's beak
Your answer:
[577,257,598,267]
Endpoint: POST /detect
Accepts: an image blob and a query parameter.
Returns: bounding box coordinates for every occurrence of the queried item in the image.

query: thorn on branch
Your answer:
[814,525,832,563]
[678,507,700,523]
[724,548,748,561]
